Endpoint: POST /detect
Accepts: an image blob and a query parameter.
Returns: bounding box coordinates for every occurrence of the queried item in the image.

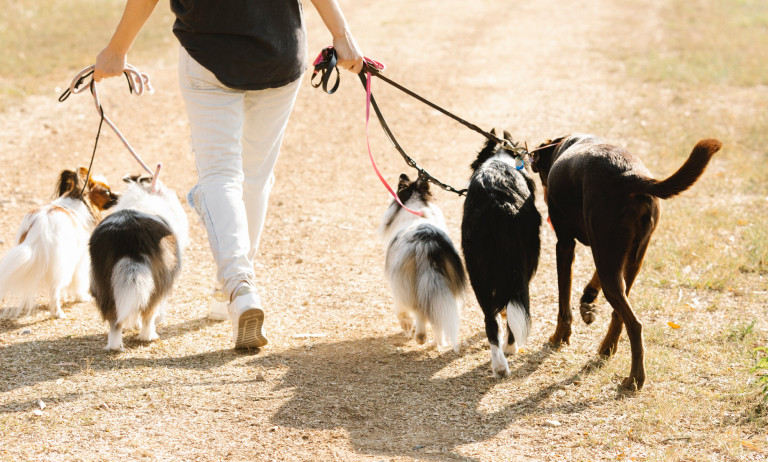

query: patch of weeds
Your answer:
[727,321,757,343]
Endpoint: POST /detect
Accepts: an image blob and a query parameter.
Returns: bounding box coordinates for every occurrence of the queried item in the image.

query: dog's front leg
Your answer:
[550,239,575,346]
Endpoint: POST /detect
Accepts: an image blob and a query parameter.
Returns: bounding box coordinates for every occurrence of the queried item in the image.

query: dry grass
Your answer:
[0,0,174,108]
[0,0,767,460]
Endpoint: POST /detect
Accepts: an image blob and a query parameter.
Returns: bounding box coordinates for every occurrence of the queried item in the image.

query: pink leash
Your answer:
[363,57,424,217]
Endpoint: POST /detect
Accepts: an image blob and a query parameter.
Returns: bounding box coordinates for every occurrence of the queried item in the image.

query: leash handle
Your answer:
[60,64,156,176]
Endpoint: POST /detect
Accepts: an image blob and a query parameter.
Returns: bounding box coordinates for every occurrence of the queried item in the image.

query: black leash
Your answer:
[59,71,106,195]
[311,47,530,197]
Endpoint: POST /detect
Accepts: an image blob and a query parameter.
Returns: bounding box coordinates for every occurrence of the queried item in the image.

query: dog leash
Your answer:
[59,64,158,192]
[312,47,531,204]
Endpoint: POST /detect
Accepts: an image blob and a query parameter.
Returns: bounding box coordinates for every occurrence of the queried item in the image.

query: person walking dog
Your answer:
[94,0,364,349]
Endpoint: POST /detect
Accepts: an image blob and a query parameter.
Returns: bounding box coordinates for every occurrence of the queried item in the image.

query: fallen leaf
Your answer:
[667,322,681,329]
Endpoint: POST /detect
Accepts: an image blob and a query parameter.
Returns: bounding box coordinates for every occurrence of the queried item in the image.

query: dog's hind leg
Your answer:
[395,303,415,338]
[48,286,65,318]
[106,321,124,351]
[503,323,518,355]
[486,312,510,378]
[579,271,601,325]
[550,238,576,346]
[69,255,91,302]
[138,304,160,342]
[595,252,647,390]
[414,313,428,345]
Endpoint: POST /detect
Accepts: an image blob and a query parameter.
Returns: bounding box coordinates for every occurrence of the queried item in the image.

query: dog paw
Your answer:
[548,333,571,347]
[52,310,66,319]
[138,332,159,342]
[415,332,427,345]
[503,341,518,355]
[104,343,124,352]
[398,315,414,338]
[579,302,598,325]
[619,376,643,391]
[490,345,510,378]
[492,366,511,379]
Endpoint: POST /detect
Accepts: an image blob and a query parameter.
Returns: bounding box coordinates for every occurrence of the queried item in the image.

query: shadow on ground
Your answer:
[253,332,609,461]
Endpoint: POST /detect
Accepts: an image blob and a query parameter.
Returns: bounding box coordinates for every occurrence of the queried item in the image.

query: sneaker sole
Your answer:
[235,308,267,349]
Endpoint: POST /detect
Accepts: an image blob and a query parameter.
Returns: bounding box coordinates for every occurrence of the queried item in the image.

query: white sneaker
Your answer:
[229,285,267,349]
[207,288,229,321]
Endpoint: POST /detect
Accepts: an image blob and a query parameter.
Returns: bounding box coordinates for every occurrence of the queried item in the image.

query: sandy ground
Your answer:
[1,0,766,460]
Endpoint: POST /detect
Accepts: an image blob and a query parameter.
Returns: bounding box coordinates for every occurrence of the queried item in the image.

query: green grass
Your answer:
[0,0,174,108]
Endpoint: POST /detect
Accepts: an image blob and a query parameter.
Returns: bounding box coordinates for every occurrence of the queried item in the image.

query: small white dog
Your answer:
[89,174,188,351]
[0,168,118,318]
[379,173,466,352]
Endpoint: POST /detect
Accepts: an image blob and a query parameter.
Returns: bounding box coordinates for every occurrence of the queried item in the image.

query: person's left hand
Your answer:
[333,32,364,73]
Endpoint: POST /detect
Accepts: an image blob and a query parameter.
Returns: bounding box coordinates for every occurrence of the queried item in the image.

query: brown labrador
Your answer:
[530,134,722,390]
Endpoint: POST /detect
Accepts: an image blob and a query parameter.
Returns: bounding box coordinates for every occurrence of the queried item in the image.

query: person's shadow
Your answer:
[252,331,608,461]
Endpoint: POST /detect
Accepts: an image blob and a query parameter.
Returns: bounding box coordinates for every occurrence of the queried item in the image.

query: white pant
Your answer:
[178,47,301,299]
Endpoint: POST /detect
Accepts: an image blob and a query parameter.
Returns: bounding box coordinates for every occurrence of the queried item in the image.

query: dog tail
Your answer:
[0,244,39,318]
[641,138,722,199]
[415,230,466,353]
[111,257,154,325]
[505,300,531,348]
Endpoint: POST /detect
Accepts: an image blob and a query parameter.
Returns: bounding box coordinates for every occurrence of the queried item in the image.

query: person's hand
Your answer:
[94,47,127,82]
[333,32,364,73]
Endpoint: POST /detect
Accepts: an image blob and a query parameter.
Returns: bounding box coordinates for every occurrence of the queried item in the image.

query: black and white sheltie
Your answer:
[461,131,541,377]
[379,173,466,352]
[0,168,118,318]
[89,175,188,351]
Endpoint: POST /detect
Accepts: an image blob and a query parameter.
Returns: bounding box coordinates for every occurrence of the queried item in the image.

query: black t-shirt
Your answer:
[171,0,308,90]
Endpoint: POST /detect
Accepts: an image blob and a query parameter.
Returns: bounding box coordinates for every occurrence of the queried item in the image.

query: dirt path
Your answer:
[1,1,764,461]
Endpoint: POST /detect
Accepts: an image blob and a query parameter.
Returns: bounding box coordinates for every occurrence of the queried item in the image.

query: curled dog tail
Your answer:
[506,300,531,348]
[112,257,154,325]
[640,138,722,199]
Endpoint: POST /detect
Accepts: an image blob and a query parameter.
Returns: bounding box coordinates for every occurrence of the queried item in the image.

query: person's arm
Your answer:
[309,0,364,73]
[94,0,160,82]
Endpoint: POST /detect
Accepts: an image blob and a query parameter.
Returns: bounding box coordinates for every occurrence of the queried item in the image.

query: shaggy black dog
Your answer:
[462,130,541,377]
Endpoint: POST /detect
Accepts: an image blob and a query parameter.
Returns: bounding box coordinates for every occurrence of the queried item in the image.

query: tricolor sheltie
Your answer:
[0,168,118,318]
[89,175,188,351]
[461,131,541,377]
[379,173,466,352]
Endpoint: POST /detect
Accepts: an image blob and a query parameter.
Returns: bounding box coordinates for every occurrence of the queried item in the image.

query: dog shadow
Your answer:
[249,332,607,461]
[0,317,237,398]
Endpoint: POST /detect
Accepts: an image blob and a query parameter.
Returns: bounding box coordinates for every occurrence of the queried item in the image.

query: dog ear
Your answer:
[530,136,567,174]
[397,173,411,193]
[503,130,513,142]
[56,170,80,198]
[416,175,431,197]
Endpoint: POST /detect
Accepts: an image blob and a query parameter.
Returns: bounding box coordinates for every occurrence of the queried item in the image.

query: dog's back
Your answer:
[462,146,541,320]
[89,209,180,324]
